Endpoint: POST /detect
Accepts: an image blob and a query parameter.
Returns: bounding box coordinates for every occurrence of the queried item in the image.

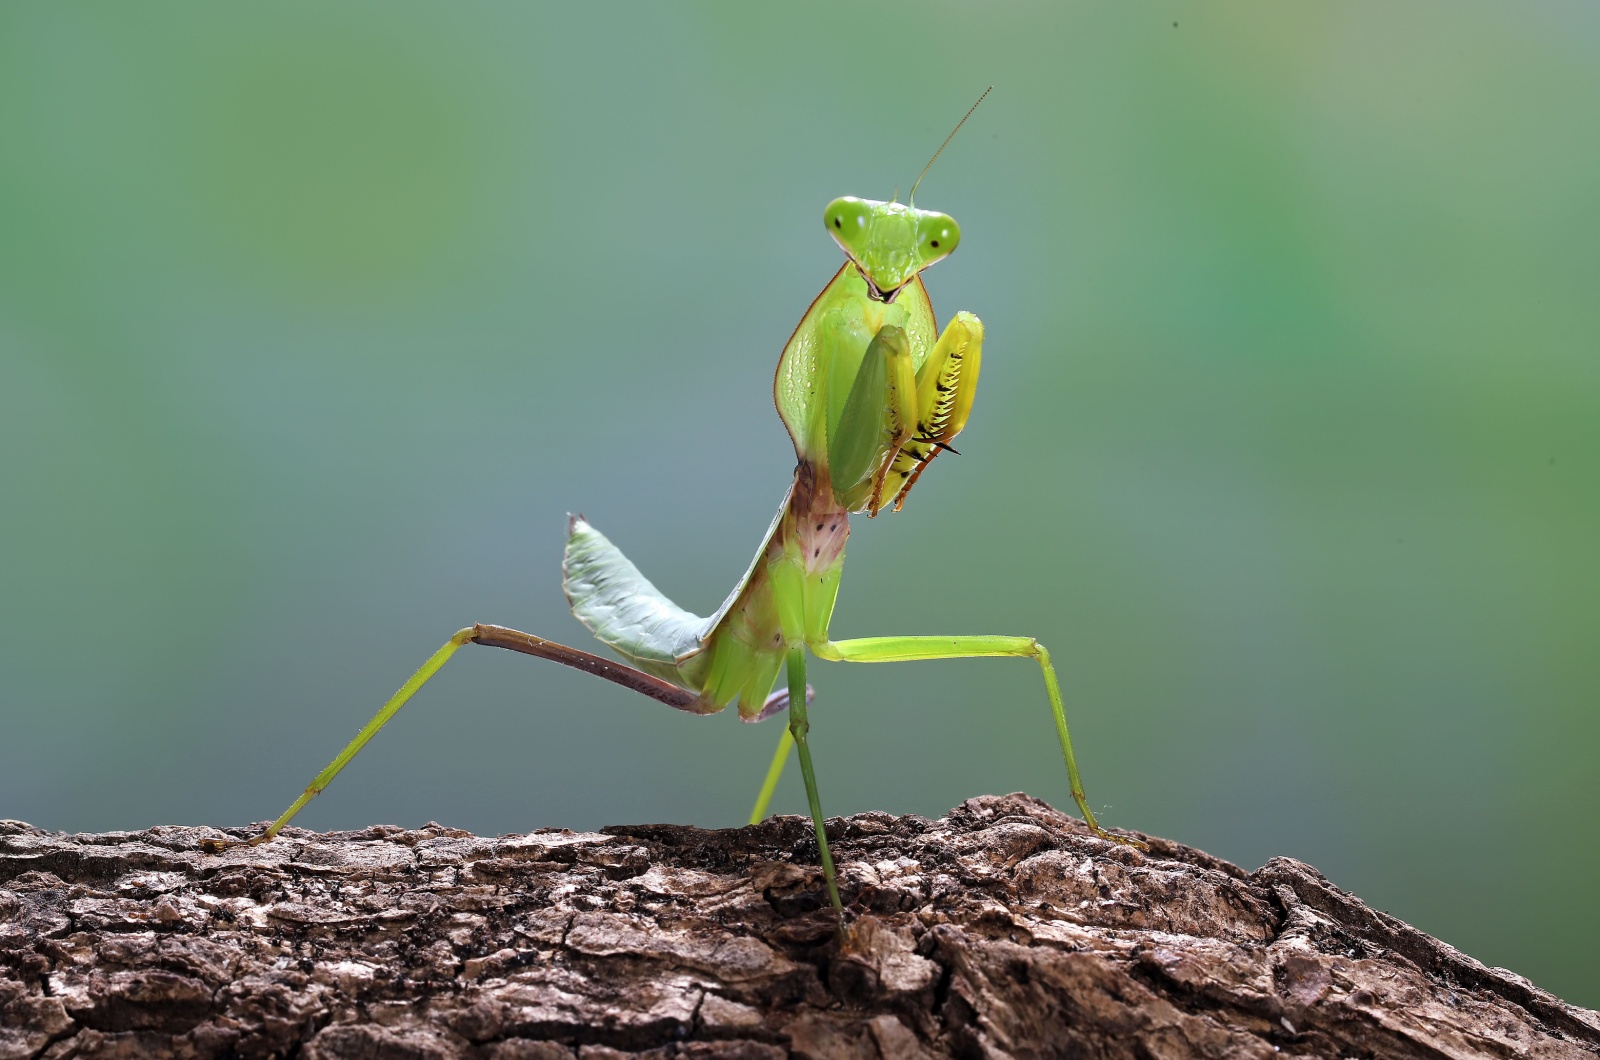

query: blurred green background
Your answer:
[1,2,1596,1005]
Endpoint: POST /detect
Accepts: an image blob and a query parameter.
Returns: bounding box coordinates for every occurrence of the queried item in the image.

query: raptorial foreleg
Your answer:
[882,310,983,512]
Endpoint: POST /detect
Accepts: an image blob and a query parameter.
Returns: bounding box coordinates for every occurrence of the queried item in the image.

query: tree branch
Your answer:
[1,794,1595,1058]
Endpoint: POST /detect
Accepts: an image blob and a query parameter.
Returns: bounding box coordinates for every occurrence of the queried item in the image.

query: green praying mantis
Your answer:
[204,93,1143,908]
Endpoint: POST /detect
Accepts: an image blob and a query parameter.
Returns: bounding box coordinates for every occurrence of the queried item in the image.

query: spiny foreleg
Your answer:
[883,310,983,512]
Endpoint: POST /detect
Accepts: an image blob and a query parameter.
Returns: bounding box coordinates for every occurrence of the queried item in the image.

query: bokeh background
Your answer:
[2,2,1596,1005]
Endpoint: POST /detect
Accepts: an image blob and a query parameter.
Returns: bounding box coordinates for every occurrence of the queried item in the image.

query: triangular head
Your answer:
[823,196,960,304]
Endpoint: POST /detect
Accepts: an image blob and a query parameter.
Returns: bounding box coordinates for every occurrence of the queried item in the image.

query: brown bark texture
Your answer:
[2,793,1596,1059]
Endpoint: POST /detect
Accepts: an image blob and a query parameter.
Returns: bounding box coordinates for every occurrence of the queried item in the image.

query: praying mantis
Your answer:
[204,93,1143,908]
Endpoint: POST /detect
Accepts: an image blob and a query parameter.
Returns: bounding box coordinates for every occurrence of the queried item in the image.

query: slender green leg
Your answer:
[203,623,707,854]
[202,627,477,851]
[812,635,1144,848]
[786,645,843,912]
[749,728,795,824]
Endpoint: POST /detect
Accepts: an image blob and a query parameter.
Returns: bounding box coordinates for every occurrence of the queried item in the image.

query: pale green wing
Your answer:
[563,517,708,667]
[563,484,792,669]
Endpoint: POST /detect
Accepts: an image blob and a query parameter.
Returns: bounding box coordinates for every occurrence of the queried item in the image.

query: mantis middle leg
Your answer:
[762,634,1140,846]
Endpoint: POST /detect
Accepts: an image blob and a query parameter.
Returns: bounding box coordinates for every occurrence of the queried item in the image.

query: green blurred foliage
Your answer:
[1,1,1595,1005]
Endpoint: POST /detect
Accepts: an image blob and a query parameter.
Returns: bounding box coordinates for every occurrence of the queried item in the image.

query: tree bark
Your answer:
[1,794,1595,1059]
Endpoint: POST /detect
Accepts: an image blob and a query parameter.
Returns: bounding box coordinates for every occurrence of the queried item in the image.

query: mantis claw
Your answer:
[199,832,272,855]
[1093,829,1150,853]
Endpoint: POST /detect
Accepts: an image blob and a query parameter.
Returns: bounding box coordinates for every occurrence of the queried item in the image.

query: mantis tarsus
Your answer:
[204,94,1144,907]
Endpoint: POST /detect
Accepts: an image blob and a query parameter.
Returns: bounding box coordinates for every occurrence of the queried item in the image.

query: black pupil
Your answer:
[930,239,939,248]
[834,217,842,228]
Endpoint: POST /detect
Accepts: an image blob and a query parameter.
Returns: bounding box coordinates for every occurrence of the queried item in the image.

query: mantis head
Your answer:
[824,197,960,303]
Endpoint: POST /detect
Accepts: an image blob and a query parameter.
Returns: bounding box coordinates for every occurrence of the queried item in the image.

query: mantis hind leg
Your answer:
[202,624,708,853]
[813,635,1144,849]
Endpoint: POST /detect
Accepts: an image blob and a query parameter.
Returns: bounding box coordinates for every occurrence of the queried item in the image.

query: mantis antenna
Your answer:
[908,85,993,206]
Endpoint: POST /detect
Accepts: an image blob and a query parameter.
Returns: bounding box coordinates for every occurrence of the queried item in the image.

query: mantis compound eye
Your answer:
[824,197,872,252]
[917,213,960,260]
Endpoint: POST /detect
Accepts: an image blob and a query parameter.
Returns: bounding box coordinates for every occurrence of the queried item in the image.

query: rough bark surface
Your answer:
[1,794,1595,1059]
